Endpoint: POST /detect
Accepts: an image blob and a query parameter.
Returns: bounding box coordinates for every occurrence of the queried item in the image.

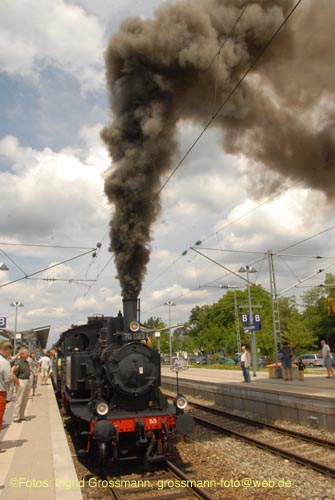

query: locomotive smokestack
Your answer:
[122,297,139,332]
[102,0,334,297]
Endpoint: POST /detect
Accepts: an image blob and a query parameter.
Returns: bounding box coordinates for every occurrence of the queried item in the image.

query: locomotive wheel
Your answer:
[96,442,107,465]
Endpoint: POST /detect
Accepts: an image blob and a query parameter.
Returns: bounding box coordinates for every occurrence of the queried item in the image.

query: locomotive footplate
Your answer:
[91,413,177,434]
[70,403,178,422]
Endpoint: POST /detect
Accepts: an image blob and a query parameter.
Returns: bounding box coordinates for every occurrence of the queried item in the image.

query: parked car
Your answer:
[217,357,235,365]
[293,353,324,367]
[194,355,213,365]
[258,356,267,367]
[233,352,241,364]
[329,353,335,367]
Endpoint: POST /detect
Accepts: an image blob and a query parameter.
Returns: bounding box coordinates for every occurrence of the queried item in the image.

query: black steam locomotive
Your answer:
[53,298,193,463]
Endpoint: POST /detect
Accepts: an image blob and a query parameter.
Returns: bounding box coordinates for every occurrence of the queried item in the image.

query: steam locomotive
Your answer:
[53,298,193,463]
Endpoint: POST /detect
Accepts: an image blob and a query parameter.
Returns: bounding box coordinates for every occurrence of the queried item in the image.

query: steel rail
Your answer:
[189,401,335,449]
[193,413,335,478]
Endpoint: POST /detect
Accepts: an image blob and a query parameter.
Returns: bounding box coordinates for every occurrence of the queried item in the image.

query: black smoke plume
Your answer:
[101,0,334,298]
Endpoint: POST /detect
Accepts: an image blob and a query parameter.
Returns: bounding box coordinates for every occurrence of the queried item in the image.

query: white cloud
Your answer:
[0,0,105,91]
[0,131,109,240]
[68,0,168,24]
[27,306,66,319]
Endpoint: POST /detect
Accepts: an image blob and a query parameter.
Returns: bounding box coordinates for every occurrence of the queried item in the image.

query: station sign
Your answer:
[241,313,261,331]
[243,324,256,332]
[0,316,6,328]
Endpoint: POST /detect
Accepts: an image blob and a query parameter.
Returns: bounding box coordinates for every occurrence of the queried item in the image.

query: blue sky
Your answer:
[0,0,334,346]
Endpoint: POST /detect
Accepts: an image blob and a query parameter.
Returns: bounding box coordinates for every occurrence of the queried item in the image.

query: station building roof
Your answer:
[0,325,50,350]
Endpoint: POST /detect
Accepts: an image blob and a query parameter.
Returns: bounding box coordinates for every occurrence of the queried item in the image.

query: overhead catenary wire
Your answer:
[210,0,253,113]
[279,261,335,296]
[28,278,96,283]
[144,1,305,295]
[144,179,302,294]
[201,180,301,245]
[0,233,114,330]
[0,247,28,277]
[66,255,114,326]
[144,223,335,315]
[0,248,98,289]
[206,0,252,71]
[156,0,303,197]
[193,224,335,292]
[0,242,96,249]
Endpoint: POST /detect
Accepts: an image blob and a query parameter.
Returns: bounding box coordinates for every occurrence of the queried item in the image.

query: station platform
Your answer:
[161,367,335,432]
[0,383,82,500]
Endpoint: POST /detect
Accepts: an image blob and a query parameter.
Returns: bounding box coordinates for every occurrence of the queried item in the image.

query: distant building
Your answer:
[0,325,50,353]
[0,330,11,342]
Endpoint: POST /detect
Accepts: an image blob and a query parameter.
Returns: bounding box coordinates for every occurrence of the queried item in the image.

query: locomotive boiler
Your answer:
[54,298,193,463]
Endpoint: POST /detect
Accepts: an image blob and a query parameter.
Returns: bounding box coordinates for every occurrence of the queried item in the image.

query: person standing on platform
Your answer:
[6,352,19,403]
[39,352,51,385]
[280,342,294,381]
[12,348,33,422]
[240,344,251,383]
[297,357,305,381]
[29,353,39,396]
[0,341,16,452]
[321,340,334,378]
[56,345,64,383]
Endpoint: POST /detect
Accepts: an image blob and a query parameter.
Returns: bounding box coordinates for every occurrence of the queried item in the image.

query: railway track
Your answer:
[101,461,218,500]
[64,407,219,499]
[189,401,335,478]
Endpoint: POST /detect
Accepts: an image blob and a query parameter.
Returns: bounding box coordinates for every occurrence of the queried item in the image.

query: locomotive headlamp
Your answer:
[173,394,188,410]
[130,321,140,332]
[96,401,109,416]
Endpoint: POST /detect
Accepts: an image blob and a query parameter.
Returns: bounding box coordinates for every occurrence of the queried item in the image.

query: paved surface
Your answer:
[0,383,82,500]
[161,366,335,399]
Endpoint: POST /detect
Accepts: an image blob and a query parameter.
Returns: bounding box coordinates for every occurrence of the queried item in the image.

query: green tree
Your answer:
[282,314,317,354]
[182,285,279,357]
[301,276,335,347]
[142,316,166,351]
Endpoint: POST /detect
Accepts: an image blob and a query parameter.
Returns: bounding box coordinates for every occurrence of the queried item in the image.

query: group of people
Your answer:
[239,340,334,383]
[278,340,334,381]
[0,340,52,453]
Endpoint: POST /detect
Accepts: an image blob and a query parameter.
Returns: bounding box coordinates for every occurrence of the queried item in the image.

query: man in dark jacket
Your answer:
[279,342,294,381]
[12,348,33,422]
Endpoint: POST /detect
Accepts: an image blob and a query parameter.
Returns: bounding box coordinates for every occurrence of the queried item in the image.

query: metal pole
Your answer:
[268,250,281,360]
[169,304,172,369]
[11,301,23,354]
[246,268,257,376]
[233,291,241,354]
[14,303,18,354]
[165,301,175,369]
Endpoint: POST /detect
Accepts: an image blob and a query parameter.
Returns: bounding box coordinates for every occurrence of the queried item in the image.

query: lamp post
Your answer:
[10,301,24,354]
[238,265,258,376]
[0,264,9,329]
[165,301,176,369]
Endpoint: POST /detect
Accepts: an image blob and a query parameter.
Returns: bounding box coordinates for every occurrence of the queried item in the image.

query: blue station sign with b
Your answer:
[0,316,6,328]
[241,313,261,331]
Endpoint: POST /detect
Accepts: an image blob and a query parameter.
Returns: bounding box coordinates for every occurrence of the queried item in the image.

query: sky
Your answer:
[0,0,334,347]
